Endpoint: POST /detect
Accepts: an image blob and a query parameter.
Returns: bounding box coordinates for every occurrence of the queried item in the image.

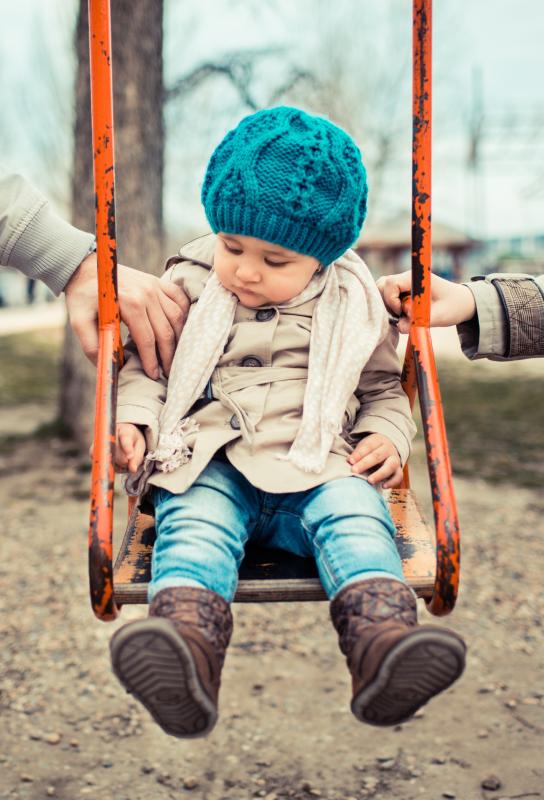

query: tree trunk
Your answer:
[61,0,164,449]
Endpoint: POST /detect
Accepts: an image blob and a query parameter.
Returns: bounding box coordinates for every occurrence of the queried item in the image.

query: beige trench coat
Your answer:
[117,234,416,495]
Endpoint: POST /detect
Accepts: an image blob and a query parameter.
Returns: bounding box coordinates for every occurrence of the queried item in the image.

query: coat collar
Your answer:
[178,232,216,267]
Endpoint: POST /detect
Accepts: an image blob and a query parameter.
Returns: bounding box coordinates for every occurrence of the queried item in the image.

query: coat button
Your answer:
[255,308,275,322]
[229,415,241,430]
[241,355,262,368]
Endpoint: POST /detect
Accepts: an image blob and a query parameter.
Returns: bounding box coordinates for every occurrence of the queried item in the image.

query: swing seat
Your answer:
[113,488,435,604]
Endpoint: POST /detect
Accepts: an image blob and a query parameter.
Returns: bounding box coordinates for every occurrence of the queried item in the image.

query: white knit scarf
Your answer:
[146,250,388,476]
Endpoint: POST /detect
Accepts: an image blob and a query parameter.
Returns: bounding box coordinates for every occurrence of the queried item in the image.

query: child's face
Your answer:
[214,233,320,307]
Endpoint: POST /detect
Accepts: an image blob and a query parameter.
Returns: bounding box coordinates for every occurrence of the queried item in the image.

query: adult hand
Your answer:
[64,252,189,378]
[348,433,403,489]
[376,271,477,334]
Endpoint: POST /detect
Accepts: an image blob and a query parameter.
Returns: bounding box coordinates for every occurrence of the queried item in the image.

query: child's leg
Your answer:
[151,459,260,603]
[296,476,404,596]
[271,477,466,727]
[261,476,403,595]
[110,460,259,738]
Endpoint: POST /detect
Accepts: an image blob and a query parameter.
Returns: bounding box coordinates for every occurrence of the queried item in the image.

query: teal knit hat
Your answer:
[201,106,368,266]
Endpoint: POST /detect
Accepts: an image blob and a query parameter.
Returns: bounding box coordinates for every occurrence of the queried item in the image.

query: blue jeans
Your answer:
[151,459,404,603]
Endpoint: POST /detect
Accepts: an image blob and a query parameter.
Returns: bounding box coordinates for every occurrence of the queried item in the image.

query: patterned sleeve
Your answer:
[458,273,544,361]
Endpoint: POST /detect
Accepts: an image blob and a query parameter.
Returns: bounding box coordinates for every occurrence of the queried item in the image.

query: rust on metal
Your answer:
[412,0,432,324]
[87,0,121,621]
[410,326,460,614]
[403,0,461,615]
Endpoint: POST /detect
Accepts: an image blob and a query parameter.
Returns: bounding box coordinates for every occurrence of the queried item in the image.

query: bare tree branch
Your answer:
[165,48,284,111]
[266,68,319,106]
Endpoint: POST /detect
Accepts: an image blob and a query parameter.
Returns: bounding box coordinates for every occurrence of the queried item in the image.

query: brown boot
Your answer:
[110,586,233,738]
[330,578,466,727]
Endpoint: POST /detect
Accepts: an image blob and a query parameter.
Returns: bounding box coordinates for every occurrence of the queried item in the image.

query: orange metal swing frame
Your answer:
[87,0,460,622]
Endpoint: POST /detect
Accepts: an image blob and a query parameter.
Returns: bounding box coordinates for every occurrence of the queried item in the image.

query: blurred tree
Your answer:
[0,4,75,210]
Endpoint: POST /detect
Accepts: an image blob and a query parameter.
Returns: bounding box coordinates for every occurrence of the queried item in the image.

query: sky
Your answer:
[1,0,543,241]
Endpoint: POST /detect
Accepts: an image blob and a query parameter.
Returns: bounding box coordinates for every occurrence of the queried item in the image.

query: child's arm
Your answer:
[117,335,169,454]
[348,325,416,486]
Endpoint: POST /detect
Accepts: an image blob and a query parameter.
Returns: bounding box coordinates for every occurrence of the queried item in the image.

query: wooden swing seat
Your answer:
[113,488,435,604]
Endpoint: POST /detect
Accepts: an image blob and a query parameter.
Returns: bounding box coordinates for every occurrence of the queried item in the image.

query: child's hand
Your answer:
[348,433,403,488]
[115,423,146,473]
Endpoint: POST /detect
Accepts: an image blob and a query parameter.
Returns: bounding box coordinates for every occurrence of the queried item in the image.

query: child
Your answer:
[110,106,466,738]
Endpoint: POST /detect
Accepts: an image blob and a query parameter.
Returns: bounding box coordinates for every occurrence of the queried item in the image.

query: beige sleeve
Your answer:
[116,338,168,449]
[350,324,416,466]
[0,169,94,294]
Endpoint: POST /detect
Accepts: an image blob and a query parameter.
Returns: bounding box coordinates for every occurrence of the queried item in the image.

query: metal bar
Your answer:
[88,0,121,621]
[412,0,432,327]
[410,326,460,615]
[411,0,460,614]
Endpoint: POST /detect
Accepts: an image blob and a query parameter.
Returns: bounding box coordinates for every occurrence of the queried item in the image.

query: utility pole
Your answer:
[466,66,485,239]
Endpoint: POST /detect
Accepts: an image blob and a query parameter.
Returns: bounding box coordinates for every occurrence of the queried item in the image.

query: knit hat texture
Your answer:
[201,106,368,266]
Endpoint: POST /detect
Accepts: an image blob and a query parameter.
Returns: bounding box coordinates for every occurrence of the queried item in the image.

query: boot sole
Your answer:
[110,618,217,738]
[351,628,466,727]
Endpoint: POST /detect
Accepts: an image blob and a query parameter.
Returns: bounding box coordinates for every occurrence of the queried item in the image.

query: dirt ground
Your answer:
[1,377,543,800]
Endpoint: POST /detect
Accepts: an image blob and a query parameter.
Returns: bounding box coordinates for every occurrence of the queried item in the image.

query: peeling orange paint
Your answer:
[88,0,121,621]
